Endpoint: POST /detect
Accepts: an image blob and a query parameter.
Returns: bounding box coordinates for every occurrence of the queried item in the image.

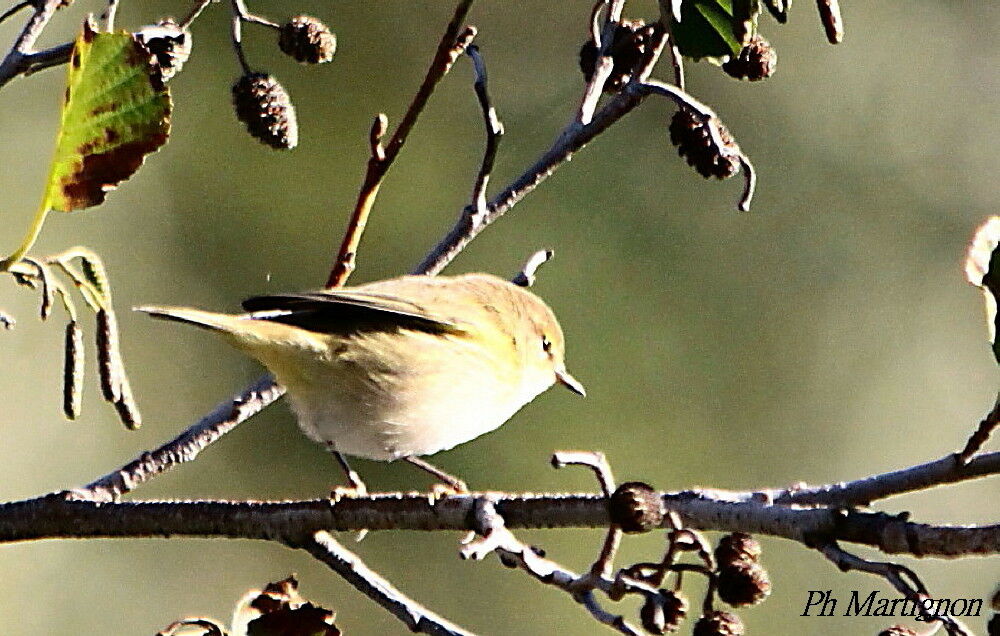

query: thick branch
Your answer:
[1,491,996,558]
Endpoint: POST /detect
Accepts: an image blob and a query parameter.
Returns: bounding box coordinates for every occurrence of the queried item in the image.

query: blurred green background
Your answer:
[1,1,998,634]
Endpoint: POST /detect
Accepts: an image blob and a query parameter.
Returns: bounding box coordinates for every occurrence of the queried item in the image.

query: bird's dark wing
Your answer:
[241,290,463,335]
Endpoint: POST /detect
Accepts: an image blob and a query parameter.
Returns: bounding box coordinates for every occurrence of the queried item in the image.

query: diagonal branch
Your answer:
[303,531,473,636]
[325,1,477,288]
[817,542,972,636]
[66,375,284,502]
[766,450,1000,508]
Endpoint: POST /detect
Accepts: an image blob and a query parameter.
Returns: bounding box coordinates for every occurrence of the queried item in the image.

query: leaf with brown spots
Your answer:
[43,20,171,212]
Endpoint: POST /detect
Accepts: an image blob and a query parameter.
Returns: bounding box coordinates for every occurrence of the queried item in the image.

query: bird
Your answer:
[138,272,584,494]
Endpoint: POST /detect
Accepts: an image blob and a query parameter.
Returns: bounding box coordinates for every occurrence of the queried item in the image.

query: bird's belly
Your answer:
[280,357,524,461]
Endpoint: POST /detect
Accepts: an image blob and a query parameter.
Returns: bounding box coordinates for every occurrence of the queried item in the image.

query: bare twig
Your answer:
[816,0,845,44]
[655,1,685,90]
[818,542,971,636]
[100,0,120,31]
[0,1,29,27]
[638,80,756,211]
[325,1,477,288]
[511,249,553,287]
[179,0,213,30]
[0,0,65,89]
[303,531,473,636]
[462,498,652,636]
[769,449,1000,508]
[576,0,629,125]
[465,44,503,219]
[958,392,1000,463]
[3,483,996,558]
[552,450,616,497]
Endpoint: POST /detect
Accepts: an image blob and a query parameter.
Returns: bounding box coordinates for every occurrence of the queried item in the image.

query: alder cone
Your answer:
[716,560,771,607]
[578,19,658,92]
[232,73,298,150]
[279,15,337,64]
[714,532,762,566]
[669,109,741,180]
[723,35,777,81]
[692,611,744,636]
[608,481,663,533]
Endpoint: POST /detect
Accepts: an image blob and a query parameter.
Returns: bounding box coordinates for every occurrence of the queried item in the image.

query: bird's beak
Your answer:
[555,368,586,397]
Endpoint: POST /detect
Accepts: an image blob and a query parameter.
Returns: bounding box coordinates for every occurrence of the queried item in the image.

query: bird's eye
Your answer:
[541,335,552,353]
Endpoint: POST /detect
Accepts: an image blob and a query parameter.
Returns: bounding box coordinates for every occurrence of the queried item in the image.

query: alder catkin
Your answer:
[63,320,84,420]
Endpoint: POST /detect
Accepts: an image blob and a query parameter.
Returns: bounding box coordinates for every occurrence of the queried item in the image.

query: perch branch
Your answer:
[2,485,997,558]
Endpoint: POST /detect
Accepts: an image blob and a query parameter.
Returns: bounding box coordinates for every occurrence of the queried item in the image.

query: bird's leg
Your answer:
[404,456,469,495]
[327,444,369,500]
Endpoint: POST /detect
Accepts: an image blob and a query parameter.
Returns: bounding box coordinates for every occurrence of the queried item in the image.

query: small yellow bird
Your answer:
[138,273,584,491]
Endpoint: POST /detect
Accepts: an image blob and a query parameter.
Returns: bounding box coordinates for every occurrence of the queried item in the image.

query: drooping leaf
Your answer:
[671,0,746,61]
[43,20,171,213]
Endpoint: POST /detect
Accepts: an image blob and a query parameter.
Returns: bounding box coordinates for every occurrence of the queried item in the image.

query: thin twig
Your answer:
[511,249,553,287]
[818,542,972,636]
[303,531,473,636]
[551,450,616,497]
[0,1,29,27]
[639,80,756,211]
[461,498,650,635]
[769,450,1000,508]
[465,44,503,220]
[325,1,477,288]
[100,0,119,31]
[576,0,629,125]
[958,392,1000,463]
[655,1,685,91]
[0,0,64,89]
[179,0,213,29]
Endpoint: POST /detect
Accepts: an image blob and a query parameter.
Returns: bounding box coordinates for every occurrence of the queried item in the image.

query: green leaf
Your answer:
[671,0,746,61]
[43,21,171,213]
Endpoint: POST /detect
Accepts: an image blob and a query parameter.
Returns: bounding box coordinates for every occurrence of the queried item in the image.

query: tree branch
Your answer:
[0,0,67,89]
[325,1,477,288]
[302,531,473,636]
[3,483,997,558]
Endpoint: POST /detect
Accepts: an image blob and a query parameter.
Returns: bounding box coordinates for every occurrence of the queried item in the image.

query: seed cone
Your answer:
[279,15,337,64]
[669,109,741,180]
[723,35,777,81]
[232,73,298,150]
[692,611,744,636]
